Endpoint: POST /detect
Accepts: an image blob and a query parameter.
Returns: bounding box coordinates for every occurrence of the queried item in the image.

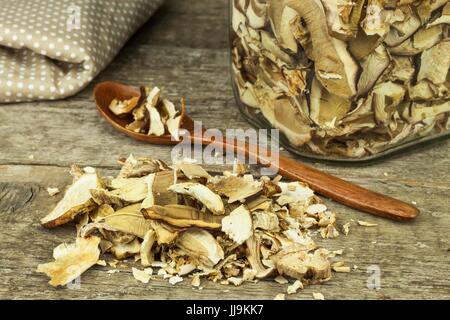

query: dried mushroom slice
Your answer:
[168,182,225,215]
[140,230,157,267]
[110,237,141,260]
[107,175,149,203]
[37,236,101,287]
[408,101,450,123]
[246,0,267,29]
[177,228,224,268]
[209,175,263,203]
[221,205,253,245]
[90,204,115,222]
[109,96,140,116]
[98,206,153,239]
[246,235,275,278]
[141,173,156,209]
[143,205,222,229]
[389,24,444,56]
[161,98,185,141]
[118,154,169,179]
[384,6,421,47]
[284,0,359,98]
[271,247,331,283]
[38,156,353,289]
[247,195,272,212]
[252,211,280,232]
[357,45,391,96]
[177,163,211,180]
[145,87,165,137]
[310,78,352,128]
[90,188,129,209]
[276,181,314,206]
[428,1,450,27]
[153,170,178,206]
[417,40,450,86]
[41,170,101,228]
[149,220,180,245]
[117,155,170,178]
[268,2,299,53]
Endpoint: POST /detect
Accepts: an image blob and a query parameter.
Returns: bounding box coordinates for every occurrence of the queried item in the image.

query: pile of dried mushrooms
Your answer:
[231,0,450,158]
[108,86,184,140]
[37,155,350,293]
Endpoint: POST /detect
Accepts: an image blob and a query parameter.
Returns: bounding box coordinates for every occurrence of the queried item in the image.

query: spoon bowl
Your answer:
[94,81,195,145]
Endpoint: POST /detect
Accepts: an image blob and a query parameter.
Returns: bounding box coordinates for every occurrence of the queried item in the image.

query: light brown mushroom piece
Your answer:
[286,0,359,98]
[143,204,222,229]
[417,41,450,86]
[246,235,275,278]
[37,236,101,287]
[209,175,263,203]
[169,182,225,215]
[177,228,225,268]
[357,45,391,96]
[41,169,101,228]
[246,0,267,29]
[221,205,253,245]
[310,78,352,128]
[271,247,331,283]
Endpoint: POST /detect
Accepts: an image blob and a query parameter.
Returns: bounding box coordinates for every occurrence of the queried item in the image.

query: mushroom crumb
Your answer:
[168,275,184,285]
[313,292,325,300]
[108,86,185,141]
[332,262,351,273]
[132,267,151,284]
[342,222,351,236]
[275,275,289,284]
[287,280,303,294]
[37,155,354,291]
[47,187,60,197]
[274,293,286,300]
[358,220,378,227]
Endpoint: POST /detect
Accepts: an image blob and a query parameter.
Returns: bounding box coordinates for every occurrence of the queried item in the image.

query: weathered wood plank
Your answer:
[132,1,229,49]
[0,165,449,300]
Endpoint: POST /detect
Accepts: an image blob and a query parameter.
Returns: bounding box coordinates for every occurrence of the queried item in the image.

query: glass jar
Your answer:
[230,0,450,161]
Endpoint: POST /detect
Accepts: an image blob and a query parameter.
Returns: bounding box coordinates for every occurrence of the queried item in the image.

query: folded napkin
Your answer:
[0,0,164,103]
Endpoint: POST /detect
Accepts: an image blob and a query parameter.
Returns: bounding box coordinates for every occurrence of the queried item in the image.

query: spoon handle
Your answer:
[276,155,419,221]
[198,136,419,221]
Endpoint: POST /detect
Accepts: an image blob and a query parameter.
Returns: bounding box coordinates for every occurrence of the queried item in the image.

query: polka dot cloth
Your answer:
[0,0,164,103]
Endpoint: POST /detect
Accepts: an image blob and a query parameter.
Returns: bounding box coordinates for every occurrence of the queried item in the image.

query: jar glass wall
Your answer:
[230,0,450,161]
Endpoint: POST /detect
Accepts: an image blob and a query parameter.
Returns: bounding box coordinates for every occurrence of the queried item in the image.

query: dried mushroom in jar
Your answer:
[231,0,450,159]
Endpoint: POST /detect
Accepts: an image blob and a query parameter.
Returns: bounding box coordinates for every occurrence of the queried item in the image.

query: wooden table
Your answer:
[0,0,449,300]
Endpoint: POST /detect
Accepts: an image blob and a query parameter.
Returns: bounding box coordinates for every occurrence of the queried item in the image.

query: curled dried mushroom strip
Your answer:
[38,156,352,290]
[231,0,450,158]
[108,86,185,141]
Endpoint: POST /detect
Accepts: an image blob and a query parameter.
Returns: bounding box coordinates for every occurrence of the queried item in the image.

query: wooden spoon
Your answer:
[94,81,419,221]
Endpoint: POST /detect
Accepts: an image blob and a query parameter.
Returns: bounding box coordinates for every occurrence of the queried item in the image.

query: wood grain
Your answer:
[0,0,449,299]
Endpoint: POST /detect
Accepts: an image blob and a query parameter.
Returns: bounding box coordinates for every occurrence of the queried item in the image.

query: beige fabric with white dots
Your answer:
[0,0,164,103]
